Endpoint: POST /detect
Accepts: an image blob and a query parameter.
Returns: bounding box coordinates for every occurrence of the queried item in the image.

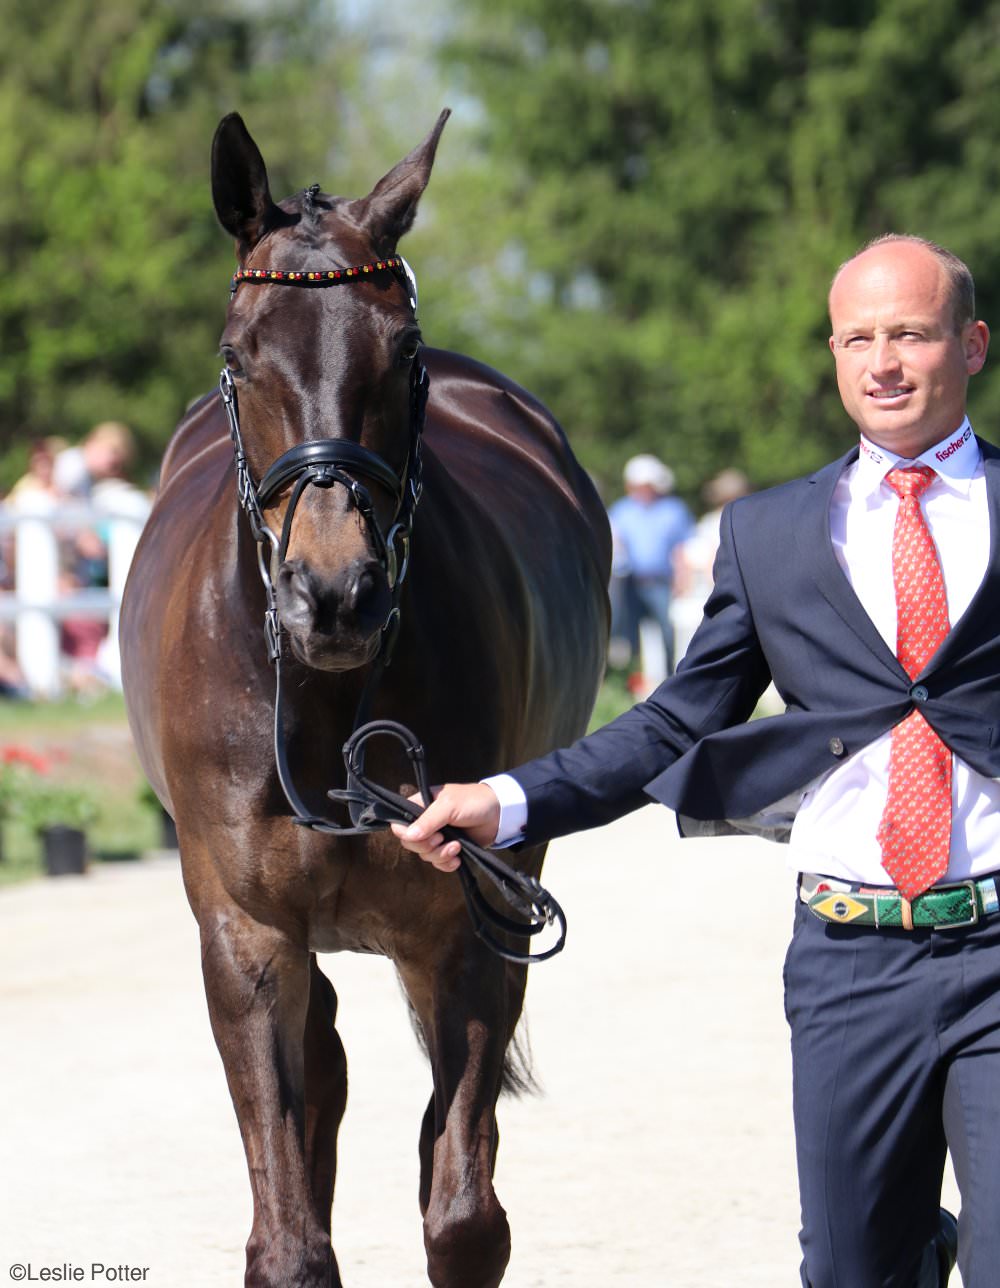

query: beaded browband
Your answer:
[230,255,406,297]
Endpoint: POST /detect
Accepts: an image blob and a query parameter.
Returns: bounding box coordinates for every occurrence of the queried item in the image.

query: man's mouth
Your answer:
[868,387,912,401]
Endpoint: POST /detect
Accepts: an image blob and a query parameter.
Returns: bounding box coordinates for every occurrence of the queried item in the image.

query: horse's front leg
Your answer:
[399,931,522,1288]
[304,955,348,1239]
[199,900,336,1288]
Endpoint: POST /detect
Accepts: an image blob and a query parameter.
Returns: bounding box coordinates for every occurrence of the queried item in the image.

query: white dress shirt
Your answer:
[488,420,1000,882]
[789,419,1000,883]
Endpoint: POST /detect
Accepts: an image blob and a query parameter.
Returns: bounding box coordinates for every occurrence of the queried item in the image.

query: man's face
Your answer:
[828,242,989,459]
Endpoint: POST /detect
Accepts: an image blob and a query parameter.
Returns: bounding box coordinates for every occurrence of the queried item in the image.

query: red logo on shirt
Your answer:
[935,425,972,463]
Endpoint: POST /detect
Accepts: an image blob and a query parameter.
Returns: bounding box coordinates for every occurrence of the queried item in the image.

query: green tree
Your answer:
[0,0,368,485]
[420,0,1000,499]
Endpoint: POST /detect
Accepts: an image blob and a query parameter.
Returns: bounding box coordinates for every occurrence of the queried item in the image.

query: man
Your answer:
[393,235,1000,1287]
[608,452,693,679]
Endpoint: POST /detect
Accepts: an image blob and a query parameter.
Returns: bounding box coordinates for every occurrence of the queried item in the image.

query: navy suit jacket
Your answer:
[511,437,1000,845]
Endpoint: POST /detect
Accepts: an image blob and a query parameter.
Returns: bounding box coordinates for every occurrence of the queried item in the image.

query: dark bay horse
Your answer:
[120,110,610,1288]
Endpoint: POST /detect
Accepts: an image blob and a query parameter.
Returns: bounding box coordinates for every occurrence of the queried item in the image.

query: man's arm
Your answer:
[394,500,772,867]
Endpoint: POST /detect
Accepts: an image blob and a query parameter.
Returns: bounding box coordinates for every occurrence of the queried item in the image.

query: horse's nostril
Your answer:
[348,567,377,612]
[346,564,391,630]
[277,562,317,624]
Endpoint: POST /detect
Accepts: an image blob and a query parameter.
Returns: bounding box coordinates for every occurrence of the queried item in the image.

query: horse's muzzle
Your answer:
[276,556,392,669]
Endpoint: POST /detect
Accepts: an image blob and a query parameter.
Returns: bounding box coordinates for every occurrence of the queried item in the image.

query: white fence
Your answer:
[0,505,705,702]
[0,504,145,699]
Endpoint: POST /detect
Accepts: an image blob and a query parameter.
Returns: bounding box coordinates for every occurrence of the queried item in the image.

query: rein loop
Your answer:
[328,722,567,964]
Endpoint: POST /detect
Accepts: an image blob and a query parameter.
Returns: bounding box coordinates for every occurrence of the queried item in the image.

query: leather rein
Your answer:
[220,254,566,964]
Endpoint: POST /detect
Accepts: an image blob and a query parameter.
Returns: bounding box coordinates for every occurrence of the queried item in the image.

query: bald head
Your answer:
[830,235,975,334]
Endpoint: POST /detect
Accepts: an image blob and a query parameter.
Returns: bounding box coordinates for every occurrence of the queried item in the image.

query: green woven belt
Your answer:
[800,873,1000,930]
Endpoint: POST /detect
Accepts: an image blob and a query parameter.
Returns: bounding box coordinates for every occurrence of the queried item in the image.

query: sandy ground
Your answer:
[0,807,960,1287]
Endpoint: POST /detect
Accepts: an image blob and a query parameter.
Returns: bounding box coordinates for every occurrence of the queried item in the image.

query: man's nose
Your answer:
[869,334,901,376]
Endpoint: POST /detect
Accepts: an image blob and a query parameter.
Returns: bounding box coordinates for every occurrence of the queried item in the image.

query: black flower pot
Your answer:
[42,825,87,877]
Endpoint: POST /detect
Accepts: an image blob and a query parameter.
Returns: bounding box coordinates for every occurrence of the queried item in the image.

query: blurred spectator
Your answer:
[3,421,150,697]
[608,453,694,683]
[0,529,13,590]
[0,629,28,699]
[0,518,27,698]
[675,467,752,601]
[91,466,152,523]
[61,420,152,521]
[0,489,27,698]
[62,422,150,692]
[54,421,136,500]
[6,437,68,511]
[55,417,150,583]
[58,554,111,697]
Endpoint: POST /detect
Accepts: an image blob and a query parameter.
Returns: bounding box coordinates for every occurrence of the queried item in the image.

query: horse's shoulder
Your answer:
[424,348,558,429]
[420,349,610,570]
[159,391,230,492]
[422,348,584,480]
[424,347,549,405]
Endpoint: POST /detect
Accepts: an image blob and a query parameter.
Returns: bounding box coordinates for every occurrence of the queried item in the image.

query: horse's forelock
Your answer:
[301,183,329,221]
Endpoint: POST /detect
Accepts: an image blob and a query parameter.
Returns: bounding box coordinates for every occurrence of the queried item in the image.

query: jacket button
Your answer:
[829,737,845,756]
[911,684,929,703]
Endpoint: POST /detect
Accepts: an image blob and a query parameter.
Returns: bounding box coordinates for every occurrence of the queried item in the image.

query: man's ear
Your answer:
[965,320,990,375]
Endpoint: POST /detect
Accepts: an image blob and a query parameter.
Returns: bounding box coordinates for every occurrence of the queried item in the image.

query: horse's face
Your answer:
[212,113,447,671]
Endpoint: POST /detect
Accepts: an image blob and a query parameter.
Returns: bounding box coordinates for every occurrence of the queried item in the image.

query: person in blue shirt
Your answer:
[608,453,694,680]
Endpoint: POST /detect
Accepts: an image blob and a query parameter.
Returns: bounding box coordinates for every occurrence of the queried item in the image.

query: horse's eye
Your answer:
[398,335,422,364]
[221,345,244,375]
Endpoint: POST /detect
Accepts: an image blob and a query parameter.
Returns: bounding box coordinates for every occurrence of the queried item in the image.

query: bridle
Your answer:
[221,255,425,669]
[219,252,565,964]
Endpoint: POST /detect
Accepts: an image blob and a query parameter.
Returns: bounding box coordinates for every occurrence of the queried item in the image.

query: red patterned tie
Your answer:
[876,466,951,901]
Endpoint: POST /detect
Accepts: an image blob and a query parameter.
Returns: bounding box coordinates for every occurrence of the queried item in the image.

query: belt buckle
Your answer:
[935,879,979,930]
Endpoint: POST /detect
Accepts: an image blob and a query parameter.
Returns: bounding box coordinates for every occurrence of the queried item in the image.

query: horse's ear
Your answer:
[355,109,451,255]
[211,113,284,253]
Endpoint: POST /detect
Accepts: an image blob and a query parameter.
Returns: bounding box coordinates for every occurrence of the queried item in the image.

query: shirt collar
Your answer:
[855,417,980,499]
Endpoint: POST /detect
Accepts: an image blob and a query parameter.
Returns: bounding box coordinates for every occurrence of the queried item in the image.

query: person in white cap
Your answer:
[607,452,694,682]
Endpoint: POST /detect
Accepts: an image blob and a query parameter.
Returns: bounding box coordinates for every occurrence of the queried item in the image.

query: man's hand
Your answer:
[390,783,502,872]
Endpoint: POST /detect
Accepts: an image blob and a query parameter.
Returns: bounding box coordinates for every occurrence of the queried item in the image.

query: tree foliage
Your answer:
[420,0,1000,497]
[0,0,368,484]
[5,0,1000,501]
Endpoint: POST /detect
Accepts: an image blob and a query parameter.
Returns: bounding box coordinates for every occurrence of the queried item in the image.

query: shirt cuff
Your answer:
[480,773,528,847]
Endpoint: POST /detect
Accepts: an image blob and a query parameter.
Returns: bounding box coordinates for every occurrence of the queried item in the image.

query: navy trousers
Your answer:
[784,895,1000,1287]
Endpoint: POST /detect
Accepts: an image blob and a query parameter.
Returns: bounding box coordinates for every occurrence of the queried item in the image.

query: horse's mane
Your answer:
[300,183,329,223]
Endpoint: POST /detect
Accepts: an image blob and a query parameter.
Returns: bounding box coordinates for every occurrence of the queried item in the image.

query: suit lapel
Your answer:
[931,436,1000,668]
[806,446,906,677]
